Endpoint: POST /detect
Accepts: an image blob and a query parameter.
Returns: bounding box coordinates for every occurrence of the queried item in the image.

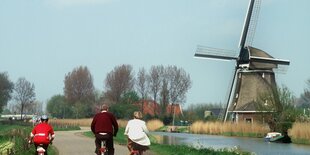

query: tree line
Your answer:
[54,64,192,119]
[1,67,310,123]
[0,64,192,121]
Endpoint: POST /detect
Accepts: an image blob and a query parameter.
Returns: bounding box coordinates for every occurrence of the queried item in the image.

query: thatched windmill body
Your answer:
[194,0,290,122]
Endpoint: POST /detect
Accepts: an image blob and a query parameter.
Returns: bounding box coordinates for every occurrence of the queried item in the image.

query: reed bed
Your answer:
[289,122,310,144]
[190,121,269,137]
[49,118,92,127]
[190,121,204,134]
[146,119,164,131]
[49,118,129,128]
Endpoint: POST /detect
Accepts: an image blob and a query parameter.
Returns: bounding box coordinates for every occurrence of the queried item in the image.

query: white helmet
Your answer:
[40,115,49,121]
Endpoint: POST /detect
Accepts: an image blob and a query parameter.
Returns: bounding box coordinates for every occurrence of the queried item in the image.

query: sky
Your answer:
[1,0,309,108]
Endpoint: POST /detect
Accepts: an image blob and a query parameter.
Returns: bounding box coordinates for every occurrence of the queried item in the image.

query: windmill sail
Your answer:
[239,0,256,49]
[195,45,237,61]
[245,0,261,47]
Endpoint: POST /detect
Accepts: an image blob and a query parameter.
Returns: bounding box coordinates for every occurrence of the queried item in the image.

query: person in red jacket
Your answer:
[29,115,55,155]
[91,104,118,155]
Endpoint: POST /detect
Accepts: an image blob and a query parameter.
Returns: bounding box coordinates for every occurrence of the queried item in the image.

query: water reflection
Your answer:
[151,132,310,155]
[153,134,186,145]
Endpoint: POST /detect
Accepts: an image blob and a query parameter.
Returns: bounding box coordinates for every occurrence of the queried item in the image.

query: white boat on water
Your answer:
[264,132,282,142]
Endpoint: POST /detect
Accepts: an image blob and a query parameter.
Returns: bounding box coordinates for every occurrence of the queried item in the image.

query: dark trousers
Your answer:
[34,143,49,155]
[95,133,114,155]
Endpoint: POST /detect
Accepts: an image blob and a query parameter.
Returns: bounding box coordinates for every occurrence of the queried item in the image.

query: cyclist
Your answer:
[28,115,55,155]
[124,111,150,155]
[91,104,118,155]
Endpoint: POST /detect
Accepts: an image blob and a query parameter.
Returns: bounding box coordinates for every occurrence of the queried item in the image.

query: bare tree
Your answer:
[14,77,35,119]
[0,72,14,113]
[166,66,192,104]
[105,64,135,103]
[136,67,148,113]
[147,65,164,104]
[160,78,169,115]
[64,66,95,103]
[147,65,192,117]
[136,67,148,99]
[27,100,43,115]
[165,66,192,125]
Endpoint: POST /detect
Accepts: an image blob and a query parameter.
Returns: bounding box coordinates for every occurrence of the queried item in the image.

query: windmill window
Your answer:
[262,73,265,78]
[235,93,239,98]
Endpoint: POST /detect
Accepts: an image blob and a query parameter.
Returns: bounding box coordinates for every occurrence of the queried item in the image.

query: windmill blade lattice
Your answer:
[195,45,237,61]
[245,0,261,47]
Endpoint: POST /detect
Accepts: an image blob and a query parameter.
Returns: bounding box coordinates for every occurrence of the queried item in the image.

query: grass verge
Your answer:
[0,120,74,155]
[149,143,250,155]
[83,127,251,155]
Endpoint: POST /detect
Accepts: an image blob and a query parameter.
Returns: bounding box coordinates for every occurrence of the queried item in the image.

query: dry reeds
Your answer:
[49,118,129,128]
[223,122,268,136]
[190,121,269,137]
[191,121,224,135]
[49,118,92,127]
[146,119,164,131]
[190,121,204,134]
[289,122,310,144]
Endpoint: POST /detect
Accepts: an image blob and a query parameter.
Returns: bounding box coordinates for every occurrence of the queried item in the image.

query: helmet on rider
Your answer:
[40,115,49,122]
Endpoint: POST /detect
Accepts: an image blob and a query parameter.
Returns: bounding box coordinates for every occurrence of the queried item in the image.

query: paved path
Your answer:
[53,127,154,155]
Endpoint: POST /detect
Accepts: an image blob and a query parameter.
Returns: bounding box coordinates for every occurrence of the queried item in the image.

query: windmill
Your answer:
[194,0,290,122]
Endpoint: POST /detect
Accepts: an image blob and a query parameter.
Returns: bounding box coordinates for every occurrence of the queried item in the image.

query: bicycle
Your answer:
[130,144,147,155]
[131,149,140,155]
[28,139,51,155]
[36,144,46,155]
[99,140,108,155]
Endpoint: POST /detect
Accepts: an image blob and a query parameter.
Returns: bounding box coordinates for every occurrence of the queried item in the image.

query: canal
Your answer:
[151,132,310,155]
